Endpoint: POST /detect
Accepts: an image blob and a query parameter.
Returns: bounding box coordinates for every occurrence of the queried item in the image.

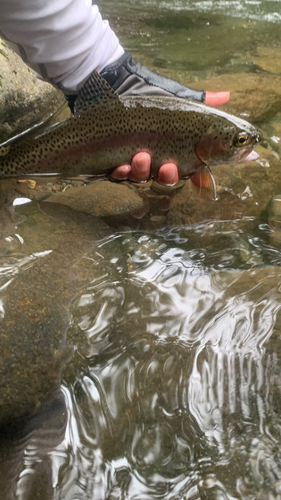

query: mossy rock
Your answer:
[0,38,65,144]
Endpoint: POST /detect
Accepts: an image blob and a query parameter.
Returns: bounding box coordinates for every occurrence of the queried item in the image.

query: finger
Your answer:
[111,164,131,180]
[130,152,151,182]
[205,91,230,107]
[157,163,179,186]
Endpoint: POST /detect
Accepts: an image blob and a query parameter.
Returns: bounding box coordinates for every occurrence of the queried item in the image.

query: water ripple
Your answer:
[144,0,281,23]
[4,231,281,499]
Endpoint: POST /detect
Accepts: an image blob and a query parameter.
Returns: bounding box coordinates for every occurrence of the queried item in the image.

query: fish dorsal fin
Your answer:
[74,70,121,115]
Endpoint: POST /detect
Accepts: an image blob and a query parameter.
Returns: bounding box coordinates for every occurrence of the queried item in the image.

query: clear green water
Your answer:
[1,1,281,499]
[98,0,281,78]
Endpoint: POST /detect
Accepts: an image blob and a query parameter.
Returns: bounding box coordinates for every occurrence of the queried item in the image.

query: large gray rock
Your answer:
[0,38,65,144]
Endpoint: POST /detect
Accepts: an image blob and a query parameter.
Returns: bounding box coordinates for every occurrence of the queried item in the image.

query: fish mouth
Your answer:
[242,150,259,162]
[235,149,260,164]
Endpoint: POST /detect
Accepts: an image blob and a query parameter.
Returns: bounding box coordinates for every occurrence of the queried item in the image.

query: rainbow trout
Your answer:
[0,71,261,187]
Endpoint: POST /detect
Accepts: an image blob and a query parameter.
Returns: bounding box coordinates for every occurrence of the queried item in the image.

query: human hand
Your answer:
[111,152,179,186]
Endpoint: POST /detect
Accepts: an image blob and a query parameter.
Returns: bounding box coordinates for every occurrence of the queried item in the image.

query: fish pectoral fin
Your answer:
[74,70,122,115]
[189,166,217,200]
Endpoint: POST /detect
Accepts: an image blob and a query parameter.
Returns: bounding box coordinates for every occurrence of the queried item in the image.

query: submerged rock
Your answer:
[0,202,115,424]
[0,38,65,144]
[267,194,281,247]
[165,143,281,230]
[192,72,281,124]
[14,177,144,219]
[254,46,281,75]
[268,195,281,228]
[44,178,144,217]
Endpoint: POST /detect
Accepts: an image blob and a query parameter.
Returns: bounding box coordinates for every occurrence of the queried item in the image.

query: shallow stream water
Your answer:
[1,1,281,499]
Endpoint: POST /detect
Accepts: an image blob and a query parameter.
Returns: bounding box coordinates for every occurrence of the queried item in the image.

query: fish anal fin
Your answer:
[74,70,121,115]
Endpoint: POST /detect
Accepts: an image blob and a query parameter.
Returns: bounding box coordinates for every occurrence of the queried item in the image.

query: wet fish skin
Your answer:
[0,89,261,179]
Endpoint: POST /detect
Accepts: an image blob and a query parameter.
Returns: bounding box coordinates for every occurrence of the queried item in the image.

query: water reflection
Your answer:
[4,227,280,499]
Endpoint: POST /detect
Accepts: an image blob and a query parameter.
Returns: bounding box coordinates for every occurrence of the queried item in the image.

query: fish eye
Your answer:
[234,133,249,147]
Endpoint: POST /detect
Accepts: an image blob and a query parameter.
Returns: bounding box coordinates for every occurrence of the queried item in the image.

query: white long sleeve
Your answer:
[0,0,124,93]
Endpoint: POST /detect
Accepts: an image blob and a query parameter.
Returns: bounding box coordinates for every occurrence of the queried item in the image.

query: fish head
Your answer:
[195,118,261,168]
